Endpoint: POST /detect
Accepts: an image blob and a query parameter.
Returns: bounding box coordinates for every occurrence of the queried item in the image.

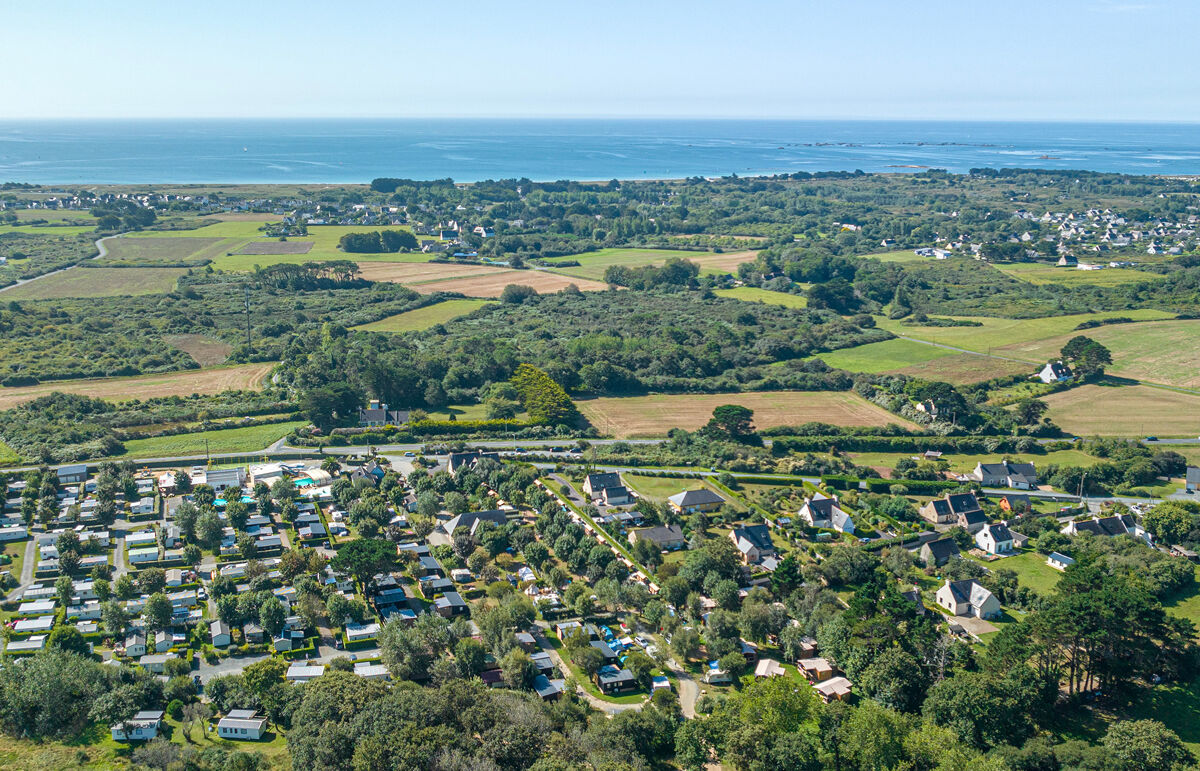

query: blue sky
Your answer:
[2,0,1195,120]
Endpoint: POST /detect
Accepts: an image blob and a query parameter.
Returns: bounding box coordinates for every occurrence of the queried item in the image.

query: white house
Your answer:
[217,710,268,741]
[1037,361,1073,384]
[127,547,159,565]
[1046,552,1076,571]
[111,710,163,742]
[286,662,325,682]
[935,579,1001,619]
[210,619,232,648]
[797,492,856,534]
[975,523,1014,555]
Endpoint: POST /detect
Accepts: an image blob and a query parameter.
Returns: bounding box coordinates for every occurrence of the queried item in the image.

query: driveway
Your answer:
[954,614,998,637]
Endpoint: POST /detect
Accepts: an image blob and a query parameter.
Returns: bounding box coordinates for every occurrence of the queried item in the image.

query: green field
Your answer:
[983,550,1064,595]
[117,421,306,458]
[0,224,97,237]
[1042,384,1200,437]
[352,299,492,332]
[543,248,752,280]
[99,235,227,264]
[859,250,930,263]
[874,309,1175,357]
[3,267,187,299]
[809,337,958,373]
[994,262,1162,287]
[714,286,807,308]
[622,474,702,501]
[846,448,1103,475]
[993,319,1200,390]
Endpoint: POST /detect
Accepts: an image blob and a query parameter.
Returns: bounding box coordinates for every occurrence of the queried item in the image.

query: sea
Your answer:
[1,119,1199,184]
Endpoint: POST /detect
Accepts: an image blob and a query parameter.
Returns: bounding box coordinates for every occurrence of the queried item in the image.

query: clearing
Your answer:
[994,319,1200,390]
[163,334,234,366]
[355,261,502,284]
[0,363,273,410]
[714,287,807,309]
[1041,384,1200,437]
[886,354,1033,384]
[994,262,1162,287]
[576,391,917,438]
[811,338,960,373]
[412,269,609,297]
[117,420,306,458]
[2,266,187,299]
[234,241,314,255]
[98,235,226,264]
[874,309,1174,356]
[543,248,756,281]
[353,299,493,332]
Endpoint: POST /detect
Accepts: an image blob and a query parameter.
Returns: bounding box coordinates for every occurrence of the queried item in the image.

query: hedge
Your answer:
[773,435,1021,455]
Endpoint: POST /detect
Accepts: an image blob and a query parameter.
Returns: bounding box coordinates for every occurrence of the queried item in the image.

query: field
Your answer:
[846,448,1103,476]
[994,262,1162,287]
[98,235,226,264]
[543,248,756,280]
[714,286,807,308]
[576,391,917,438]
[810,338,959,373]
[117,420,306,458]
[886,354,1034,384]
[0,363,273,410]
[874,309,1175,355]
[1041,384,1200,437]
[2,266,187,299]
[412,269,609,297]
[355,261,501,284]
[860,250,930,263]
[993,319,1200,389]
[206,224,421,271]
[352,299,493,332]
[163,334,234,366]
[980,550,1064,595]
[234,240,313,255]
[623,473,713,501]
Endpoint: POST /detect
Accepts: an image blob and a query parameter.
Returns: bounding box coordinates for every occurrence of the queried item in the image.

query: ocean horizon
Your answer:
[1,118,1199,184]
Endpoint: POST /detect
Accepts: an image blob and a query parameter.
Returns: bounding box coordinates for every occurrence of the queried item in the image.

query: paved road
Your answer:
[18,539,35,586]
[532,623,645,715]
[667,658,700,718]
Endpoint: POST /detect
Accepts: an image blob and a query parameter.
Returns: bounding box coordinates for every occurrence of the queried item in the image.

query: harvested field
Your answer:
[99,236,225,263]
[164,334,234,366]
[199,212,285,222]
[0,363,274,410]
[411,270,609,297]
[544,248,757,281]
[353,299,493,332]
[887,354,1033,384]
[3,266,187,299]
[234,241,314,255]
[1041,384,1200,437]
[576,391,918,438]
[355,261,501,284]
[994,262,1162,287]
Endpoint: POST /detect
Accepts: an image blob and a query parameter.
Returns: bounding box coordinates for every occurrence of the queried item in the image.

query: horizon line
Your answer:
[2,115,1200,125]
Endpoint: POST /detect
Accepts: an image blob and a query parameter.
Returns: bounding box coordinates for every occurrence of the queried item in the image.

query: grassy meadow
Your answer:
[994,262,1162,287]
[117,420,307,458]
[3,266,187,299]
[353,299,493,332]
[714,286,808,308]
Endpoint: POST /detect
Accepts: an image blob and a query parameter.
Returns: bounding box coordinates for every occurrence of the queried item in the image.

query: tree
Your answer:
[242,657,287,698]
[102,600,130,637]
[192,484,216,506]
[1061,335,1113,378]
[46,625,90,656]
[114,573,136,600]
[500,284,539,304]
[1102,719,1193,771]
[330,538,396,592]
[1014,398,1048,425]
[500,648,535,689]
[1143,502,1196,545]
[455,637,487,677]
[136,567,166,595]
[144,592,173,632]
[259,596,286,638]
[857,646,928,713]
[54,574,74,609]
[672,627,701,662]
[623,651,656,688]
[703,405,758,443]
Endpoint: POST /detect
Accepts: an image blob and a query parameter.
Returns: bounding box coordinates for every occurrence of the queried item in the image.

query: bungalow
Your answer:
[217,710,268,741]
[1038,361,1074,384]
[596,665,638,694]
[286,663,325,682]
[533,674,566,701]
[210,619,232,648]
[124,632,148,658]
[1061,514,1149,543]
[354,662,391,680]
[345,621,381,642]
[1046,551,1075,571]
[555,621,586,643]
[139,652,177,674]
[130,497,156,517]
[668,489,724,515]
[56,464,88,485]
[530,650,554,674]
[969,461,1038,490]
[730,524,776,565]
[935,578,1001,619]
[14,615,54,633]
[628,524,687,551]
[434,591,468,617]
[797,493,856,534]
[1186,466,1200,493]
[128,547,159,565]
[975,523,1014,555]
[441,510,508,537]
[111,710,163,742]
[582,472,622,497]
[5,635,47,654]
[798,657,834,681]
[753,658,786,678]
[813,676,854,703]
[919,538,961,567]
[599,485,634,506]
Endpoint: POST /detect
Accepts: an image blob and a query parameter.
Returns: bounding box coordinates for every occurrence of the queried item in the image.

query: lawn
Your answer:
[993,319,1200,390]
[542,248,755,281]
[3,267,187,299]
[1162,567,1200,628]
[352,299,493,332]
[408,269,609,296]
[714,286,807,309]
[207,224,421,271]
[859,250,929,263]
[0,363,274,410]
[874,309,1174,358]
[1041,383,1200,437]
[624,474,710,501]
[0,441,21,466]
[810,337,959,373]
[985,550,1064,595]
[994,262,1162,287]
[576,391,917,438]
[846,448,1104,475]
[116,420,306,459]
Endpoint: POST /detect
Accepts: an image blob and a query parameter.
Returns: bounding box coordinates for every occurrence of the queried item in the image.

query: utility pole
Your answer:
[205,438,210,467]
[243,284,252,353]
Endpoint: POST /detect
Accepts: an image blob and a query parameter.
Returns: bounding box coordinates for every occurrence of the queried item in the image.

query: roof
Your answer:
[959,511,988,527]
[946,493,982,515]
[977,460,1037,479]
[1042,361,1073,378]
[981,523,1013,542]
[1048,551,1075,564]
[585,472,622,491]
[442,510,508,536]
[1187,466,1200,484]
[533,674,565,698]
[632,524,685,545]
[922,538,960,561]
[668,489,724,507]
[731,524,774,554]
[944,579,994,608]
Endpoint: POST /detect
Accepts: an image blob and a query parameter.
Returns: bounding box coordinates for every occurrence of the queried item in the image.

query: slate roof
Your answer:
[668,489,724,507]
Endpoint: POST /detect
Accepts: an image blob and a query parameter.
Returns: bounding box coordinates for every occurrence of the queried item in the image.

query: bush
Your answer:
[166,699,184,721]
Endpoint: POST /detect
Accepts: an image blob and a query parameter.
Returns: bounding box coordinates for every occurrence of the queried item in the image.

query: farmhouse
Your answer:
[582,472,622,497]
[935,578,1001,619]
[218,710,268,741]
[730,524,776,564]
[628,524,686,551]
[797,492,855,534]
[968,460,1038,489]
[975,523,1014,555]
[1038,361,1074,384]
[357,400,408,427]
[667,488,724,515]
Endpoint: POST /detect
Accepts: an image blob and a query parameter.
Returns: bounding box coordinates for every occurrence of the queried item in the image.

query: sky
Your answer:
[1,0,1197,121]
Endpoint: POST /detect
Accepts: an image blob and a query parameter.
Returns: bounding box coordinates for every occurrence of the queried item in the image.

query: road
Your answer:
[531,623,645,715]
[0,234,112,295]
